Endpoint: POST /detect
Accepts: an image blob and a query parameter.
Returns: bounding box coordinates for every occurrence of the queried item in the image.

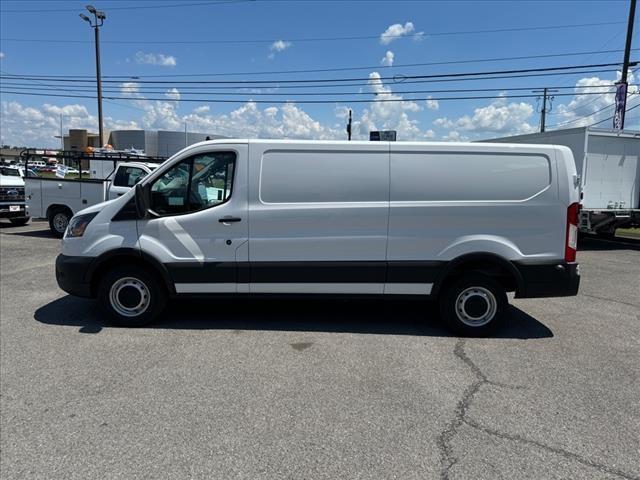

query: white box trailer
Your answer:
[482,127,640,235]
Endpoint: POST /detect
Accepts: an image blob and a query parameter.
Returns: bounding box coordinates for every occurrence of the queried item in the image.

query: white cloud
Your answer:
[433,117,453,129]
[3,66,481,147]
[442,131,463,142]
[120,82,140,96]
[134,51,177,67]
[0,100,140,147]
[0,52,4,60]
[425,96,439,110]
[165,88,181,101]
[433,99,536,136]
[551,71,639,128]
[349,72,423,140]
[270,40,292,52]
[182,101,342,140]
[380,50,394,67]
[268,40,292,58]
[380,22,415,45]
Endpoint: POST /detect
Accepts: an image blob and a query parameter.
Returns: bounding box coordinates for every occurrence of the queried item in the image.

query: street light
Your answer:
[80,5,106,147]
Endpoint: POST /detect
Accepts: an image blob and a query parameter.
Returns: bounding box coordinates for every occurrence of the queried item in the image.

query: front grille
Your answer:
[0,187,25,202]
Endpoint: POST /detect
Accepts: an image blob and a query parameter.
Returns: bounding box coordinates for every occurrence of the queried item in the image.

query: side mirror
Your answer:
[134,183,151,218]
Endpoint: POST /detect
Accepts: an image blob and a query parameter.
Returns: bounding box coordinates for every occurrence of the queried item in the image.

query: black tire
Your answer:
[48,208,71,238]
[97,266,166,327]
[9,217,30,226]
[439,274,507,337]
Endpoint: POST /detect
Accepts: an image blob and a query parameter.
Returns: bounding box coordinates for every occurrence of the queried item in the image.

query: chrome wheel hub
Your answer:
[455,287,497,327]
[109,277,150,318]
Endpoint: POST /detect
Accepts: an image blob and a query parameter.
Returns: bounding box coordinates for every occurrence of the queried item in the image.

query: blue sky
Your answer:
[1,0,638,147]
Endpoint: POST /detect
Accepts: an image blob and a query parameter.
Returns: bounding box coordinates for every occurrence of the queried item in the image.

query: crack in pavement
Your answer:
[437,338,639,480]
[581,293,639,309]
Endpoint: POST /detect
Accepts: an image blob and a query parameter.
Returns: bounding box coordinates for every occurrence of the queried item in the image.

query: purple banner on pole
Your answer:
[613,82,627,130]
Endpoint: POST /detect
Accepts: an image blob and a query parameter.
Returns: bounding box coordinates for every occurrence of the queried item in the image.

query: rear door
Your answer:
[138,144,248,293]
[247,142,390,294]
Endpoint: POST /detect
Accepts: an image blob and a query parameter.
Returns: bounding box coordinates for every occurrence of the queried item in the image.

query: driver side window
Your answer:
[150,151,236,216]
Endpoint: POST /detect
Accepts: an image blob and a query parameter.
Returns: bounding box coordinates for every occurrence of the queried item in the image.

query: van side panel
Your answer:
[387,144,564,273]
[248,142,390,292]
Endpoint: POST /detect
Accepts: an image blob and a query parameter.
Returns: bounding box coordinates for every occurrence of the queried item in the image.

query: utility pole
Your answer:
[621,0,636,85]
[346,109,352,140]
[614,0,636,129]
[80,5,106,147]
[533,87,557,132]
[59,114,64,151]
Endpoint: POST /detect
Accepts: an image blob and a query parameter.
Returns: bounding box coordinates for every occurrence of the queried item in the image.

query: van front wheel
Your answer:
[439,274,507,337]
[98,266,166,327]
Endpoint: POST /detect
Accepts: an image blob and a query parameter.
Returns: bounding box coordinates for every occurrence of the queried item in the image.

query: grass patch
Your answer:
[617,228,640,239]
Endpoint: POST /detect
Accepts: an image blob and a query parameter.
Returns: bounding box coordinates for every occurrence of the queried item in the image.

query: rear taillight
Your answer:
[565,202,579,262]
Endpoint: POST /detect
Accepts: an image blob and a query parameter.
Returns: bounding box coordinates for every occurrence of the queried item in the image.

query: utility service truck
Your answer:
[23,149,164,236]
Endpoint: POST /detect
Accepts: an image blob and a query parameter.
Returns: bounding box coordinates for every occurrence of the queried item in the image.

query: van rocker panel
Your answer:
[56,255,580,299]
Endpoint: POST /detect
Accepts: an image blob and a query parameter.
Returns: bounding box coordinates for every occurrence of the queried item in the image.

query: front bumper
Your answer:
[515,261,580,298]
[55,254,94,298]
[0,204,29,219]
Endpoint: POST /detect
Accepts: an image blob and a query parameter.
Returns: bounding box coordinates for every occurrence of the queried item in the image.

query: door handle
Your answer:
[219,216,242,224]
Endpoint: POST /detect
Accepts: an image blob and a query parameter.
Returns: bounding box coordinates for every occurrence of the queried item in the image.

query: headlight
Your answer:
[65,212,98,238]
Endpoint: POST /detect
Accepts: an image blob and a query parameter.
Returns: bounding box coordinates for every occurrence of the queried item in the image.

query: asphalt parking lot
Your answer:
[1,220,638,480]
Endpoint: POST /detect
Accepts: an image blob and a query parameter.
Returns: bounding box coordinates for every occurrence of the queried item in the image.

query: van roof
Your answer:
[191,138,561,151]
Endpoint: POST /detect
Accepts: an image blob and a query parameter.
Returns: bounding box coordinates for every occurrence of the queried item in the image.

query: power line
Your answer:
[2,48,634,79]
[589,101,640,126]
[0,21,625,43]
[115,49,639,78]
[1,62,628,85]
[549,89,615,116]
[0,0,252,13]
[547,94,640,128]
[0,82,621,96]
[0,68,149,113]
[547,102,617,128]
[0,89,625,105]
[0,68,622,91]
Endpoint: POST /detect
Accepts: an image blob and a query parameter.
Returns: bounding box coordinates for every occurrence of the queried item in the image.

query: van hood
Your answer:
[74,187,133,217]
[75,199,114,216]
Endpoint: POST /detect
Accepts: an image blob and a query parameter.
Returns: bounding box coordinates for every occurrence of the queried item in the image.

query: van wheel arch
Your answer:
[432,253,523,298]
[88,250,175,297]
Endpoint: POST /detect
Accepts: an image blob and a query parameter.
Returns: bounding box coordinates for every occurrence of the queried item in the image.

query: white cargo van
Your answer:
[55,139,580,335]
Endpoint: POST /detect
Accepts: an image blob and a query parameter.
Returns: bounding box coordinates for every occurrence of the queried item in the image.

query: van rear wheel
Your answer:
[439,274,507,337]
[98,266,166,327]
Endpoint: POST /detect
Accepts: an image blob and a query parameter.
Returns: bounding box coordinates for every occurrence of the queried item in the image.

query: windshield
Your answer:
[0,167,21,177]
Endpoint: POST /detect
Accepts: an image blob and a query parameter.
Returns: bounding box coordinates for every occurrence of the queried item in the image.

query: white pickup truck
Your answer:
[0,166,30,226]
[26,161,158,236]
